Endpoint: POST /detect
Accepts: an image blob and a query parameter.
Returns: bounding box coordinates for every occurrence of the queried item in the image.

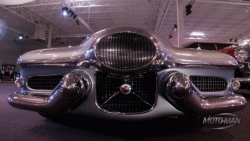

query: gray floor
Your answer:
[0,82,249,141]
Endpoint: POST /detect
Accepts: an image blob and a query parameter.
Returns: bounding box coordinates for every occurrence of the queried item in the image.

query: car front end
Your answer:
[8,27,247,120]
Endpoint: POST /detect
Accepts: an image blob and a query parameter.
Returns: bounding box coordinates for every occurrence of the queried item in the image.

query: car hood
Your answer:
[168,47,238,67]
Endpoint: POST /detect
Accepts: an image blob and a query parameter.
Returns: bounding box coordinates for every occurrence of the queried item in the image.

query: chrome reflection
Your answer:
[8,70,90,115]
[94,32,157,71]
[165,72,247,116]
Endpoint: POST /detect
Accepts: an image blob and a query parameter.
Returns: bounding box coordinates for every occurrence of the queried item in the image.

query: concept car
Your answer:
[8,27,247,120]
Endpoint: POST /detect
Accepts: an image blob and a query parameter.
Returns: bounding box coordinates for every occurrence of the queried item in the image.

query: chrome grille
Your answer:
[190,76,228,92]
[27,75,63,90]
[95,33,156,70]
[96,73,156,113]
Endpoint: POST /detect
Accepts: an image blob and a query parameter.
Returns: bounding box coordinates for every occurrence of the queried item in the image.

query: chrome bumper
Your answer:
[8,71,89,115]
[235,77,250,83]
[8,72,247,117]
[166,73,247,116]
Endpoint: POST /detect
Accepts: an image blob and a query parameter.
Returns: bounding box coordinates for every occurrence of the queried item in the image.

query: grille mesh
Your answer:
[190,76,228,92]
[96,73,156,113]
[28,75,63,90]
[95,32,156,70]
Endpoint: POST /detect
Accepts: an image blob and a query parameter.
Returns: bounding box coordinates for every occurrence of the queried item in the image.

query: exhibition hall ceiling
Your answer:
[1,0,250,46]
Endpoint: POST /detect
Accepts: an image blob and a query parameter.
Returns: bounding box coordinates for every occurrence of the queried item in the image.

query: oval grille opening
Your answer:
[190,76,228,92]
[95,33,156,70]
[28,75,63,90]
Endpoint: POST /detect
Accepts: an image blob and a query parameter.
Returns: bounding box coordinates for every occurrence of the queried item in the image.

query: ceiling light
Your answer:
[18,34,23,40]
[190,32,205,37]
[62,7,69,16]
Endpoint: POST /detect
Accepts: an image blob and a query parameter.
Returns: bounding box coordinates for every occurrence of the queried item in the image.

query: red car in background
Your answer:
[0,64,19,81]
[184,42,250,94]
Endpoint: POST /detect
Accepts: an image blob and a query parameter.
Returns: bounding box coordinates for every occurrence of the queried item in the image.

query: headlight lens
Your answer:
[234,48,248,62]
[231,79,240,91]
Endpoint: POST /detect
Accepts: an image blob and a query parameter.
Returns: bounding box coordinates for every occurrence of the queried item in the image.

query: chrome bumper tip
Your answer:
[166,73,247,117]
[7,71,90,115]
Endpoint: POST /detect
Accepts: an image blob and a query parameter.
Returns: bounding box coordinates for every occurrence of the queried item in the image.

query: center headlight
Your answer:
[234,48,248,62]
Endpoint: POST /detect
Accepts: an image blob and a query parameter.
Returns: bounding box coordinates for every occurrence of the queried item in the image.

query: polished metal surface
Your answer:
[167,47,238,68]
[166,73,191,98]
[8,70,90,115]
[120,84,132,95]
[166,72,247,116]
[17,27,238,68]
[9,27,247,119]
[95,32,156,71]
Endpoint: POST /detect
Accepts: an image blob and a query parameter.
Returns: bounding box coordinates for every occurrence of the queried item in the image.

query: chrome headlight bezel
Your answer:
[234,48,248,63]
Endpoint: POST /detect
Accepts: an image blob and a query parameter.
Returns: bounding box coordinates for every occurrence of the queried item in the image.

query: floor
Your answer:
[0,82,249,141]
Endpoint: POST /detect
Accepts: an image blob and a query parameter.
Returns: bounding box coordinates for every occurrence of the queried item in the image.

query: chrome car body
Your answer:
[8,27,247,120]
[184,42,250,94]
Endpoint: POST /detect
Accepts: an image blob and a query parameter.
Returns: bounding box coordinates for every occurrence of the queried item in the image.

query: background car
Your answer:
[184,42,250,94]
[0,64,19,81]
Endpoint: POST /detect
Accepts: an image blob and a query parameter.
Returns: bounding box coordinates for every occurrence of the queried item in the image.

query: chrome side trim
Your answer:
[166,73,247,116]
[8,70,91,115]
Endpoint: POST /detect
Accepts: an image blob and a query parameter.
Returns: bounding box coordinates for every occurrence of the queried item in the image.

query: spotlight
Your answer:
[62,7,68,16]
[18,34,23,40]
[186,4,192,16]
